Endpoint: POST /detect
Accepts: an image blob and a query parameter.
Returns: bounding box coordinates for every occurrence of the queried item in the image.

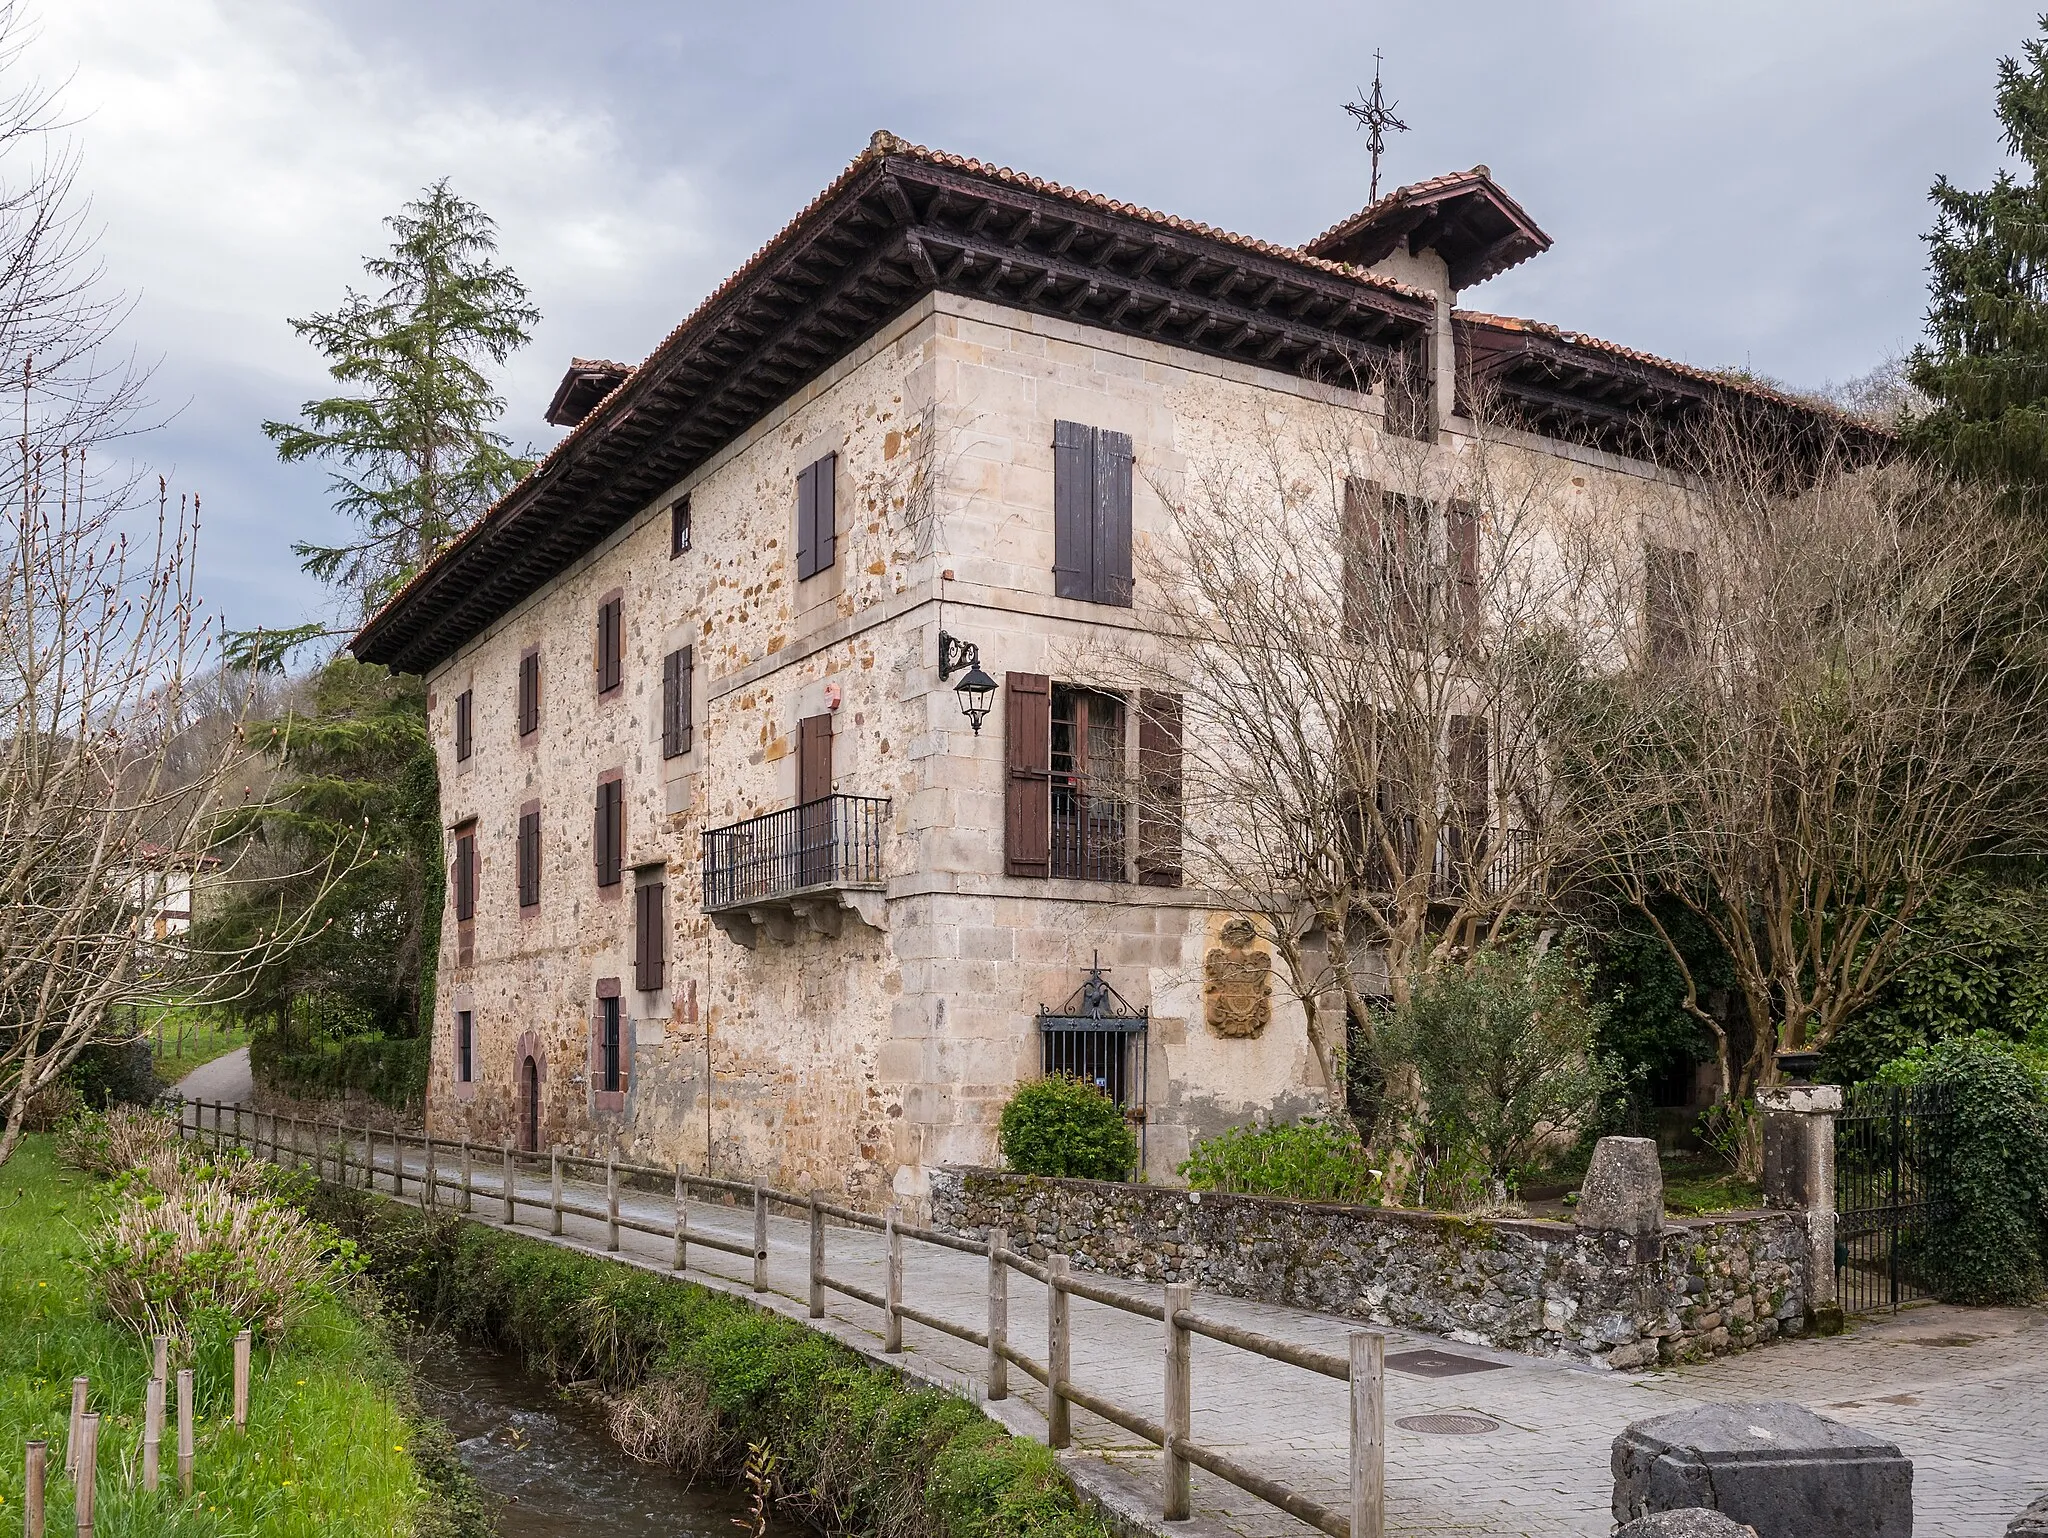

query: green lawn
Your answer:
[142,1012,250,1088]
[0,1136,467,1535]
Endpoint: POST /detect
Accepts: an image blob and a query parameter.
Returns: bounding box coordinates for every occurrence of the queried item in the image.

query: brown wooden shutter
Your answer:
[454,690,473,761]
[518,808,540,908]
[1450,501,1480,638]
[1341,477,1383,638]
[677,646,693,754]
[596,598,623,694]
[661,649,685,758]
[1094,428,1134,606]
[1447,715,1490,833]
[1004,672,1052,877]
[1645,544,1700,664]
[1136,689,1183,888]
[796,460,815,579]
[814,452,836,573]
[635,881,666,992]
[453,831,476,922]
[518,652,539,736]
[797,713,834,804]
[594,779,622,887]
[1053,421,1092,600]
[1392,493,1422,637]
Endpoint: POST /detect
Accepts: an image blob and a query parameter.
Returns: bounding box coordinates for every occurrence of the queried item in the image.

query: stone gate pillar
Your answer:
[1759,1080,1842,1331]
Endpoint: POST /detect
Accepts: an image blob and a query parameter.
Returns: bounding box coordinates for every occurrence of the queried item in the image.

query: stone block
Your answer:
[1616,1512,1758,1538]
[2010,1493,2048,1537]
[1612,1401,1911,1538]
[1577,1136,1663,1239]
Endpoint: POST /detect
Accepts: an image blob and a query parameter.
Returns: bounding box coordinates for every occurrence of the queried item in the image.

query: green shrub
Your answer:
[251,1024,430,1109]
[1876,1032,2048,1304]
[996,1076,1136,1181]
[1179,1119,1381,1204]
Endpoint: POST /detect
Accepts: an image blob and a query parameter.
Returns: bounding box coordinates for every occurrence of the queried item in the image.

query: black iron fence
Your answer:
[701,794,889,912]
[1051,786,1128,882]
[1834,1081,1950,1314]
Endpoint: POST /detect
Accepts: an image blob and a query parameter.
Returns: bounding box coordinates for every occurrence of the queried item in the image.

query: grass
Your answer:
[1656,1154,1764,1217]
[144,1011,250,1087]
[308,1180,1114,1538]
[0,1135,485,1536]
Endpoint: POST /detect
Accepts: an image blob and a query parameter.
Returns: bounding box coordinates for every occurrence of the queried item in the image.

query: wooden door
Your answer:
[521,1059,539,1153]
[796,714,834,887]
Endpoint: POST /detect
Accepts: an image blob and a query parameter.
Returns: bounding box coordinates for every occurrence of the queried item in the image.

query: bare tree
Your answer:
[1088,389,1601,1179]
[1567,416,2048,1160]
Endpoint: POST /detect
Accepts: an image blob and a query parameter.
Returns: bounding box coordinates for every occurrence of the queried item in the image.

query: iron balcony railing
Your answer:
[701,793,889,912]
[1356,822,1542,899]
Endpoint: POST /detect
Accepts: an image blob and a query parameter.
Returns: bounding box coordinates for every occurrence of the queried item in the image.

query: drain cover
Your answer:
[1395,1414,1500,1436]
[1384,1348,1507,1379]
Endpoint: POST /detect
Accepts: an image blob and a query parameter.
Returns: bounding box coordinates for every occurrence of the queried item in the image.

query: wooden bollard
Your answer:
[883,1205,903,1352]
[1047,1256,1071,1449]
[142,1376,164,1492]
[364,1122,375,1191]
[65,1378,86,1475]
[175,1369,195,1496]
[233,1329,251,1430]
[549,1151,563,1236]
[752,1181,769,1292]
[460,1140,473,1213]
[1162,1282,1193,1521]
[986,1227,1009,1401]
[605,1158,620,1252]
[391,1128,403,1197]
[1349,1332,1386,1538]
[808,1195,825,1317]
[25,1438,46,1538]
[71,1415,97,1538]
[501,1142,516,1225]
[152,1334,168,1384]
[671,1166,687,1271]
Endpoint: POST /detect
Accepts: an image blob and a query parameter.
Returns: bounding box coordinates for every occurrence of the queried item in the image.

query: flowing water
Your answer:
[411,1335,776,1538]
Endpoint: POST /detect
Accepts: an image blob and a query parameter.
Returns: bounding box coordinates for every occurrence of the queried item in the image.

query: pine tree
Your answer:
[265,180,540,616]
[1909,20,2048,506]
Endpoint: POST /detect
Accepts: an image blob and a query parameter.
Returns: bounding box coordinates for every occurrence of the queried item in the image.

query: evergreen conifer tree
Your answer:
[1909,20,2048,506]
[265,179,540,616]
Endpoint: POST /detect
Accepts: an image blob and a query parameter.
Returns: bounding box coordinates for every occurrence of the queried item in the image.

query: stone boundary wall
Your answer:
[930,1167,1811,1369]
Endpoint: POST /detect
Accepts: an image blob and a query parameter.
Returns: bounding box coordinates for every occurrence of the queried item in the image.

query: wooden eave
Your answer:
[352,149,1435,675]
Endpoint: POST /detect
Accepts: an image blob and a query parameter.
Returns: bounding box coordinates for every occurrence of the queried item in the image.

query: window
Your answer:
[518,650,540,737]
[661,646,693,758]
[456,1010,474,1083]
[1342,479,1476,644]
[453,829,477,922]
[1645,544,1700,664]
[1050,686,1127,881]
[634,879,666,991]
[1383,333,1435,442]
[670,495,692,558]
[594,776,623,888]
[600,995,622,1094]
[518,805,541,909]
[1052,421,1133,606]
[595,595,624,695]
[454,690,473,761]
[796,452,837,580]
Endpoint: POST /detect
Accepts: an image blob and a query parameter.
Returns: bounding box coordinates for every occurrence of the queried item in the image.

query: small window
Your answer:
[456,1010,474,1083]
[1645,544,1700,664]
[596,595,624,695]
[600,995,622,1094]
[1052,421,1133,607]
[670,496,692,558]
[453,829,477,922]
[518,651,540,737]
[795,452,837,580]
[454,690,473,762]
[594,777,623,888]
[661,646,694,759]
[518,807,541,909]
[1049,686,1128,882]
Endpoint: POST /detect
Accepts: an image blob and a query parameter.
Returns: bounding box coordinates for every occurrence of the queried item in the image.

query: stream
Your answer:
[411,1334,777,1537]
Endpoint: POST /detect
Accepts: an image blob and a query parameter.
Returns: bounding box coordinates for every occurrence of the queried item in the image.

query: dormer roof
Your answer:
[544,358,635,428]
[1305,167,1551,291]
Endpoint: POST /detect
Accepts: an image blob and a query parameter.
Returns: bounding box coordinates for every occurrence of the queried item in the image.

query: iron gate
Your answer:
[1833,1082,1949,1313]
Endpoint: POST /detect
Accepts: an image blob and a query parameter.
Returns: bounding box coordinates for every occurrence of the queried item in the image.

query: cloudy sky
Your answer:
[27,0,2030,636]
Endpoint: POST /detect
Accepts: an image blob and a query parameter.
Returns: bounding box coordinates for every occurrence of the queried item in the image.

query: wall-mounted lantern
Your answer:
[938,630,998,735]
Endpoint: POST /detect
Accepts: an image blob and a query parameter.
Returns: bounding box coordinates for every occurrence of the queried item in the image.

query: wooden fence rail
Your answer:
[174,1095,1386,1538]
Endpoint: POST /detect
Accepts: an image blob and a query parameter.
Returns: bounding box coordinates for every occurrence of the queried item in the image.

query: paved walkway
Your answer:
[220,1125,2047,1538]
[173,1045,252,1104]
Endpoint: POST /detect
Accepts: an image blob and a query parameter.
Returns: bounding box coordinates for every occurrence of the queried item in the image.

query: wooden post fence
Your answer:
[986,1226,1009,1401]
[390,1128,403,1198]
[1350,1331,1385,1538]
[808,1195,825,1317]
[65,1379,86,1476]
[549,1151,563,1236]
[883,1206,903,1352]
[1163,1282,1193,1521]
[502,1143,516,1224]
[25,1438,45,1538]
[752,1181,769,1292]
[142,1376,163,1492]
[672,1167,688,1271]
[1047,1256,1071,1449]
[175,1369,194,1496]
[71,1414,96,1538]
[460,1141,474,1213]
[606,1158,620,1252]
[153,1335,168,1383]
[233,1329,251,1430]
[423,1136,437,1208]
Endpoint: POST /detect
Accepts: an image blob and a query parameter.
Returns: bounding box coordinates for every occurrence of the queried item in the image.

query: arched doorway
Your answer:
[521,1057,540,1152]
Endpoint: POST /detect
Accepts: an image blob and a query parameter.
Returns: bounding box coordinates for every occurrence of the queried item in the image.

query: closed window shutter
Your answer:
[635,882,666,991]
[1341,477,1384,638]
[1447,715,1489,833]
[455,691,473,761]
[796,460,815,579]
[1004,672,1052,877]
[519,653,539,736]
[518,810,540,908]
[1450,501,1480,637]
[596,598,623,693]
[595,780,622,887]
[661,649,685,758]
[814,452,836,573]
[1392,493,1422,637]
[454,833,475,922]
[678,646,693,754]
[1645,544,1700,663]
[1136,689,1183,888]
[1053,421,1092,600]
[1093,428,1134,606]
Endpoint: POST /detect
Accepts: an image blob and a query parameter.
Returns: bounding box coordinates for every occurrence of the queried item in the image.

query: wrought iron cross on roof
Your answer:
[1343,50,1410,204]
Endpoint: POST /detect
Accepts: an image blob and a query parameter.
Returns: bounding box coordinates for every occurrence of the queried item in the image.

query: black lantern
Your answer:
[938,630,998,734]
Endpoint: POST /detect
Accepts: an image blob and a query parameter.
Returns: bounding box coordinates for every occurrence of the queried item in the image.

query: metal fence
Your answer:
[175,1096,1392,1538]
[700,793,888,911]
[1834,1081,1950,1314]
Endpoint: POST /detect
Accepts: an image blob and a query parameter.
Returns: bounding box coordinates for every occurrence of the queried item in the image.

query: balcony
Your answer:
[701,793,889,947]
[1358,823,1544,900]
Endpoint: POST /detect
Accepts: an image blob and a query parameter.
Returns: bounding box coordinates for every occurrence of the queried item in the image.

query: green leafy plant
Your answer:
[1875,1032,2048,1304]
[1179,1119,1381,1205]
[995,1076,1136,1182]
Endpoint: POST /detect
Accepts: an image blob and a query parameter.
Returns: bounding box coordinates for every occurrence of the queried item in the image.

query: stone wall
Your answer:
[930,1167,1811,1368]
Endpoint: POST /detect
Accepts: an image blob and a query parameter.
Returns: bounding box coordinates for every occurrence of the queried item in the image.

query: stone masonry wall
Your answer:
[930,1167,1810,1368]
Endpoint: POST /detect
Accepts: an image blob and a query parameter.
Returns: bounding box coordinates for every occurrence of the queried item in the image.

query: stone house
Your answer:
[351,133,1841,1210]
